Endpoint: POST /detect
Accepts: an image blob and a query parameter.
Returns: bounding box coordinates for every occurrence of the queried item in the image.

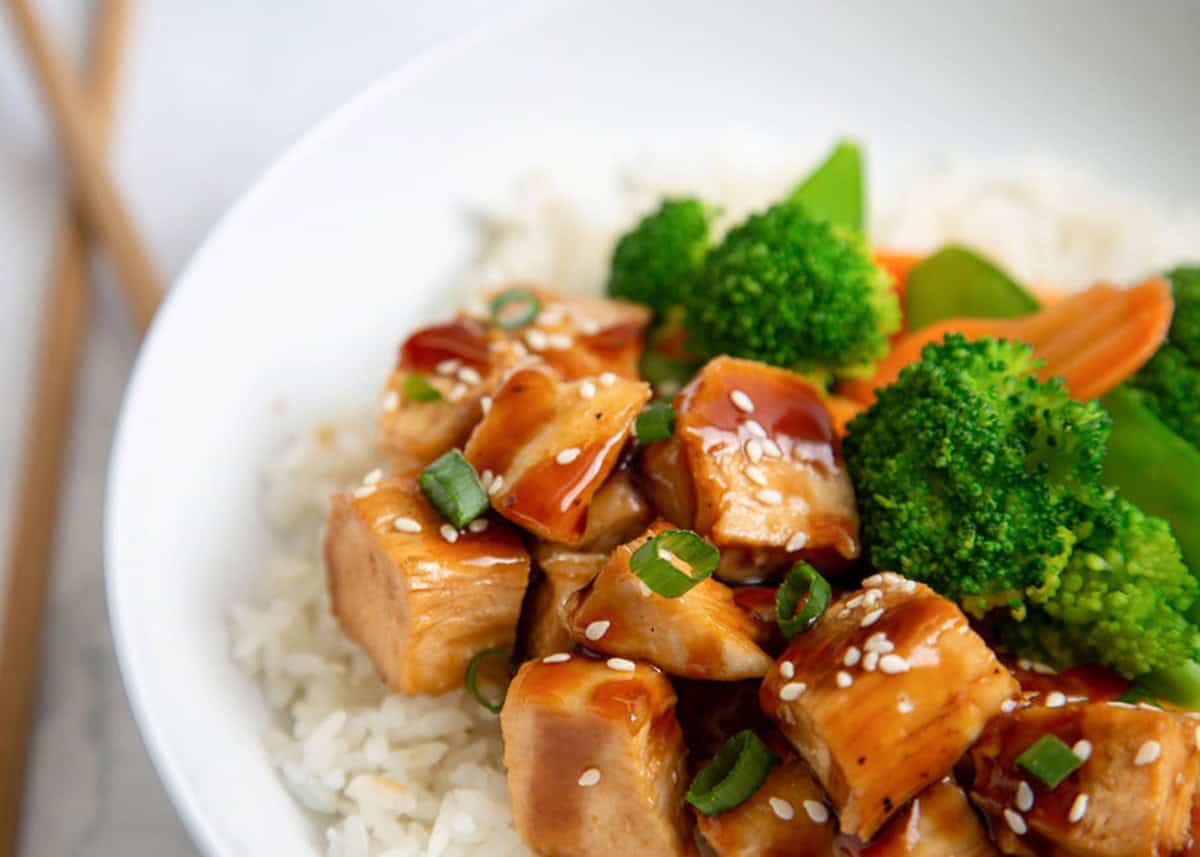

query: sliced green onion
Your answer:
[638,350,698,397]
[686,730,777,816]
[629,530,718,597]
[403,373,443,402]
[776,563,831,639]
[465,647,514,714]
[635,402,676,444]
[1016,734,1084,789]
[419,450,489,528]
[489,288,541,330]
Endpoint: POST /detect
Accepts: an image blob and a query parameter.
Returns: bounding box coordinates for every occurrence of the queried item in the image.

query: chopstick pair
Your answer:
[0,0,163,852]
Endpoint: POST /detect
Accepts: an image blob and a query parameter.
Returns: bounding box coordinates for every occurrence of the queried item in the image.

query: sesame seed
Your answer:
[363,468,383,485]
[1069,794,1089,823]
[899,580,918,593]
[1016,781,1034,812]
[847,594,865,609]
[1002,700,1019,714]
[861,608,884,627]
[488,475,505,496]
[1030,661,1057,675]
[836,671,853,688]
[779,661,795,679]
[480,469,494,488]
[457,366,482,385]
[757,489,783,506]
[843,647,862,667]
[606,657,636,672]
[1004,809,1027,835]
[468,518,490,533]
[578,319,601,335]
[1107,701,1136,710]
[578,768,601,787]
[1195,727,1200,750]
[436,358,461,375]
[730,390,755,413]
[447,383,468,401]
[744,466,769,487]
[862,574,884,587]
[779,682,807,701]
[863,651,880,672]
[542,653,571,664]
[480,395,493,415]
[580,380,597,399]
[637,580,652,597]
[744,419,768,438]
[584,620,611,641]
[440,524,459,543]
[1072,740,1092,761]
[1046,691,1067,708]
[353,485,377,499]
[539,304,565,324]
[547,333,574,350]
[803,800,829,824]
[599,372,617,387]
[1066,695,1088,704]
[744,439,764,463]
[382,390,400,412]
[525,329,548,351]
[556,447,582,465]
[864,633,894,654]
[862,588,883,606]
[393,517,422,533]
[762,439,783,458]
[898,696,914,714]
[786,532,809,552]
[768,797,794,820]
[879,655,910,674]
[1135,740,1162,766]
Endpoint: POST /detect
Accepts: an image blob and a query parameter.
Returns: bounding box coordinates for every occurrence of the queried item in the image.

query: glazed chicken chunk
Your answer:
[760,574,1019,839]
[325,476,530,695]
[379,318,522,470]
[970,700,1200,857]
[523,547,606,659]
[500,654,692,857]
[846,779,1000,857]
[674,356,860,562]
[566,522,774,680]
[695,739,836,857]
[464,362,651,544]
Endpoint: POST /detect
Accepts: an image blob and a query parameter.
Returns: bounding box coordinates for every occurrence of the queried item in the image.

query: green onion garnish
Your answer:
[489,288,541,330]
[629,530,718,597]
[638,350,697,397]
[686,730,777,816]
[419,450,489,528]
[465,647,514,714]
[403,373,442,402]
[776,563,831,639]
[635,402,676,444]
[1015,734,1084,788]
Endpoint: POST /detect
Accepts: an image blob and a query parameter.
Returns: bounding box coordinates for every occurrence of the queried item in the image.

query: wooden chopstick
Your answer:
[0,1,135,852]
[7,0,160,334]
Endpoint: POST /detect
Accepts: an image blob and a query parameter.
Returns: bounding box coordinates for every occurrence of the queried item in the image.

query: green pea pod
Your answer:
[788,141,863,232]
[904,245,1038,331]
[1102,385,1200,576]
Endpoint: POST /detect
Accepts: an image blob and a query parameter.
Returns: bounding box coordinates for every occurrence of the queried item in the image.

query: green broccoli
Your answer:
[843,334,1113,612]
[1128,266,1200,447]
[607,198,712,317]
[684,202,899,380]
[997,498,1200,677]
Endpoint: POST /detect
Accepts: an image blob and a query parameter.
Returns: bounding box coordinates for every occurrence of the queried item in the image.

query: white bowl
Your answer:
[106,1,1200,854]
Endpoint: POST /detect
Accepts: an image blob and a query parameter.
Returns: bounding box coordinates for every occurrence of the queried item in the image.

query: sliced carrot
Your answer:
[824,394,865,436]
[873,250,923,309]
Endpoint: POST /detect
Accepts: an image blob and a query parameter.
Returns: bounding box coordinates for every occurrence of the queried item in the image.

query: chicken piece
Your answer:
[760,573,1019,840]
[675,356,860,561]
[501,654,692,857]
[838,779,999,856]
[325,477,530,695]
[522,547,606,659]
[731,586,784,654]
[575,469,655,553]
[639,436,696,529]
[379,317,522,470]
[566,522,774,680]
[970,701,1200,857]
[1006,662,1130,706]
[489,288,652,381]
[697,740,836,857]
[464,363,651,544]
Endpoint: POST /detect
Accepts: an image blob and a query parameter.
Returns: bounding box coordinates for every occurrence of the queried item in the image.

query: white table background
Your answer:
[0,2,505,853]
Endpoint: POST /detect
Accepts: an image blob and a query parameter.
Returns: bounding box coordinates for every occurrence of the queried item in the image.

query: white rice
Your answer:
[231,144,1199,857]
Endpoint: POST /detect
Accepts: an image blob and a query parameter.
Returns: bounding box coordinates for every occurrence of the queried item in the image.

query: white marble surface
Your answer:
[0,2,506,853]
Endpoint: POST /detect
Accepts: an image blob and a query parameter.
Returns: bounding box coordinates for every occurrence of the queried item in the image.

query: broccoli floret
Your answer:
[607,198,712,317]
[1129,266,1200,447]
[997,498,1200,677]
[685,202,900,379]
[843,334,1113,610]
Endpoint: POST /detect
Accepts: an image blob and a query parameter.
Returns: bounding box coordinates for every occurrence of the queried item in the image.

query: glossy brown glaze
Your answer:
[834,779,999,856]
[674,679,773,759]
[399,317,492,371]
[1008,663,1130,705]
